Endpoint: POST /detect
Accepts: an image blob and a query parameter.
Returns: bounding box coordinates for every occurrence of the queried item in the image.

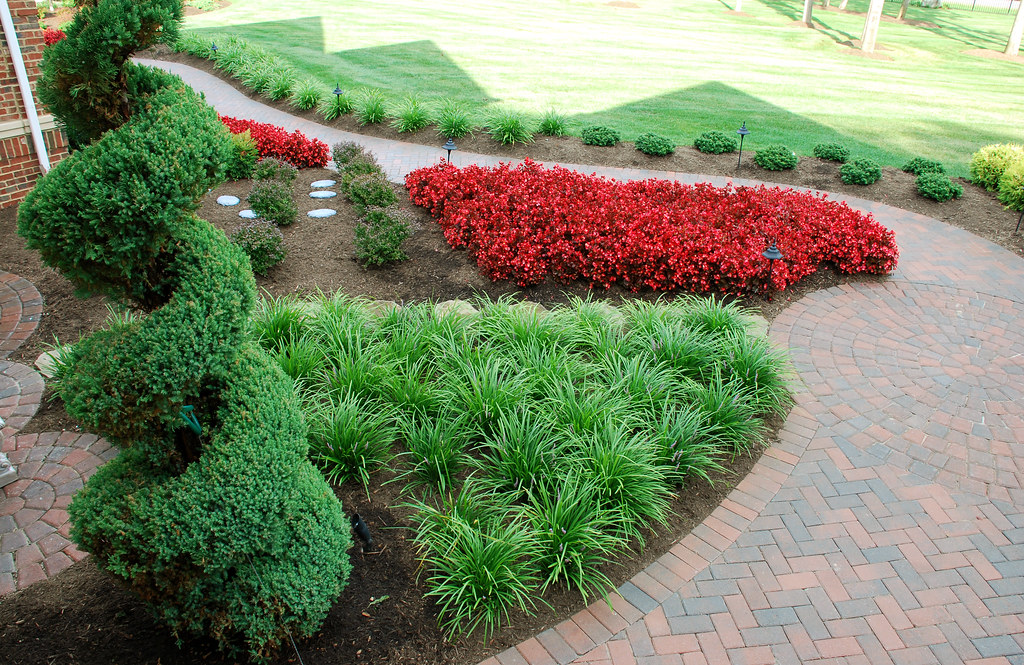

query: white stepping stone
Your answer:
[308,208,337,218]
[35,346,72,379]
[310,179,337,188]
[309,190,337,199]
[216,195,241,206]
[238,209,258,219]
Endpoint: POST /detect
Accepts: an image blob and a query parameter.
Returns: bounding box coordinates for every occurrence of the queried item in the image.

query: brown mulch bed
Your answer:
[1,60,1022,664]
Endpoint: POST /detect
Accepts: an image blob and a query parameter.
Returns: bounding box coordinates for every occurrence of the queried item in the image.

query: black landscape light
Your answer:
[351,513,374,552]
[443,137,457,163]
[1016,208,1023,234]
[763,242,783,301]
[210,41,218,53]
[736,122,750,168]
[333,83,343,98]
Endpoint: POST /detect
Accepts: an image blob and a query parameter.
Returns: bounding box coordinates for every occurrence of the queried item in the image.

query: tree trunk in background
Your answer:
[897,0,911,20]
[735,0,743,11]
[1006,0,1024,55]
[861,0,885,52]
[839,0,849,9]
[803,0,815,26]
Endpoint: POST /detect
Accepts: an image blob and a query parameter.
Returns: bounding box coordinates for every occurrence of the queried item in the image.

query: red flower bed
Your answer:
[406,160,899,295]
[219,115,328,168]
[43,28,66,46]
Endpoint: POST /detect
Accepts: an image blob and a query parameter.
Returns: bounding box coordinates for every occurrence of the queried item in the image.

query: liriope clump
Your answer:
[17,0,351,660]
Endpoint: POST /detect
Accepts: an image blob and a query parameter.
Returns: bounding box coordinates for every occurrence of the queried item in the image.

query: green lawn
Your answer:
[184,0,1024,176]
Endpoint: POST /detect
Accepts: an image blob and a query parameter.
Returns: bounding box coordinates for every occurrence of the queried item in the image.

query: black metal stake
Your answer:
[736,122,750,168]
[763,242,783,302]
[1016,208,1023,234]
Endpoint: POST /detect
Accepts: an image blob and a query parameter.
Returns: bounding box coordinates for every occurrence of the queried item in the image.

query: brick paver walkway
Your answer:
[0,272,42,360]
[1,60,1021,663]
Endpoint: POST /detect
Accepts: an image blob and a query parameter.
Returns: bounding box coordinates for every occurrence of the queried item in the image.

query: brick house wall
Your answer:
[0,0,68,209]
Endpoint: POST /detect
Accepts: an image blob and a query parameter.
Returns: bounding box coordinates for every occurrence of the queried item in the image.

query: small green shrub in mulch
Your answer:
[917,172,963,202]
[230,219,286,275]
[901,157,945,176]
[753,144,798,171]
[580,125,620,147]
[635,133,675,156]
[693,130,737,155]
[812,142,849,163]
[839,158,882,186]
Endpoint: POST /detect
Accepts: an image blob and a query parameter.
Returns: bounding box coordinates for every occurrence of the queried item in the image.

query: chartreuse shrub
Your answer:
[916,172,963,203]
[754,144,798,170]
[694,130,737,154]
[635,132,674,156]
[969,143,1024,191]
[901,157,945,176]
[998,161,1024,211]
[18,1,350,660]
[225,129,258,180]
[813,142,849,163]
[839,158,882,185]
[261,293,792,639]
[580,125,620,147]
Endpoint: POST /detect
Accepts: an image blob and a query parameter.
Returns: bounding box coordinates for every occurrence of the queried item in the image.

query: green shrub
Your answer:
[230,219,286,275]
[355,204,416,266]
[289,78,323,111]
[693,130,737,155]
[754,144,798,171]
[174,31,208,56]
[252,157,297,185]
[266,67,296,101]
[347,173,397,213]
[969,143,1024,191]
[538,109,570,137]
[318,90,353,121]
[812,142,849,163]
[916,172,963,203]
[997,160,1024,211]
[306,393,398,487]
[390,96,432,133]
[901,157,945,176]
[355,89,387,125]
[225,129,258,180]
[436,99,474,139]
[488,109,534,145]
[580,125,620,147]
[331,141,368,168]
[339,155,384,193]
[635,132,674,156]
[839,158,882,185]
[248,179,297,226]
[239,61,276,92]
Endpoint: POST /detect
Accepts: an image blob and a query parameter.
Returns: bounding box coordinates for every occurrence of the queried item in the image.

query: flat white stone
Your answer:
[238,209,258,219]
[435,299,478,319]
[35,346,72,379]
[309,190,337,199]
[308,208,337,218]
[216,195,241,206]
[310,179,337,188]
[0,452,16,489]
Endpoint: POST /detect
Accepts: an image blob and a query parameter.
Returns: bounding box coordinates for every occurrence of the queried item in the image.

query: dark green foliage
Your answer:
[488,109,533,145]
[355,205,416,265]
[253,157,298,185]
[753,144,798,171]
[339,155,385,194]
[839,158,882,185]
[347,173,398,214]
[916,172,963,202]
[331,141,367,168]
[634,132,674,156]
[693,130,737,154]
[231,219,286,274]
[580,125,620,147]
[901,157,945,176]
[248,179,298,226]
[225,129,258,180]
[537,109,569,137]
[812,142,849,163]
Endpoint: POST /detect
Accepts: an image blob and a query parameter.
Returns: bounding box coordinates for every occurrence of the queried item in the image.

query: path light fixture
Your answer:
[443,137,457,163]
[736,122,750,168]
[333,83,343,98]
[351,513,375,552]
[210,41,218,54]
[1016,208,1023,234]
[763,242,783,301]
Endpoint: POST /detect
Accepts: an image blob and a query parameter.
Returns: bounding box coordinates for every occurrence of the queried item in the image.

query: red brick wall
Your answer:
[0,0,69,208]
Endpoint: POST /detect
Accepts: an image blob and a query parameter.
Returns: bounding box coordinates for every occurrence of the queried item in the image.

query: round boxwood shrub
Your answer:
[248,179,298,226]
[997,160,1024,211]
[347,172,397,212]
[355,204,417,266]
[231,219,286,275]
[812,142,849,163]
[635,132,675,156]
[901,157,945,176]
[580,125,620,147]
[917,172,963,203]
[754,144,798,171]
[693,130,737,155]
[969,143,1024,191]
[839,158,883,186]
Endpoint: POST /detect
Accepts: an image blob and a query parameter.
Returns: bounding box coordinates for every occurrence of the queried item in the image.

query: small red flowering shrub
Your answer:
[406,159,899,295]
[43,28,66,46]
[219,115,328,168]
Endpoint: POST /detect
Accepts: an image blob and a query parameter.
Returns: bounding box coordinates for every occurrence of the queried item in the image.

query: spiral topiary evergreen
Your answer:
[17,1,351,660]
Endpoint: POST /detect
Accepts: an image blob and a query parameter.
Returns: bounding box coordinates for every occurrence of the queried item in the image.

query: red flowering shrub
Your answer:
[406,159,899,295]
[43,28,66,46]
[219,115,328,168]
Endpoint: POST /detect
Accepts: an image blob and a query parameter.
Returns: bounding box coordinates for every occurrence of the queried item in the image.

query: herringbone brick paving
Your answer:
[1,59,1021,665]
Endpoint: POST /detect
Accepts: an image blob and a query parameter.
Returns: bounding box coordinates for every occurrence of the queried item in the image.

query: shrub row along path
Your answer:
[0,58,1019,663]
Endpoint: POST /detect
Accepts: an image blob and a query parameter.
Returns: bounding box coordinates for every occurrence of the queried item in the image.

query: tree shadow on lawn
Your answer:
[919,10,1017,50]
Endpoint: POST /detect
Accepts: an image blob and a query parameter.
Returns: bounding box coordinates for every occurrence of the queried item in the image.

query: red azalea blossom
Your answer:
[219,115,329,168]
[406,159,899,296]
[43,28,66,46]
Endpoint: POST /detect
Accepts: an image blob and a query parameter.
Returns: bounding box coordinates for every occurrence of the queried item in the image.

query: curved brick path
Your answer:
[0,272,42,360]
[0,59,1020,663]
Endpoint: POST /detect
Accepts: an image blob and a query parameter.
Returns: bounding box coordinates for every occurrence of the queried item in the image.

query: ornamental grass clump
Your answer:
[812,142,849,162]
[390,95,433,133]
[754,144,798,170]
[580,125,620,147]
[436,99,474,138]
[355,89,388,125]
[635,132,675,156]
[694,130,737,154]
[916,172,963,202]
[538,109,570,137]
[488,108,534,145]
[289,78,324,111]
[839,158,882,186]
[318,90,353,120]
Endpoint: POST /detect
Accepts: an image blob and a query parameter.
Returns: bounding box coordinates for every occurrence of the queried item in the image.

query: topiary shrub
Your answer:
[248,179,297,226]
[225,129,258,180]
[916,172,963,203]
[812,142,849,163]
[635,133,675,156]
[754,144,798,171]
[839,158,882,185]
[901,157,945,176]
[355,204,418,266]
[18,2,351,659]
[693,130,737,155]
[997,160,1024,211]
[969,143,1024,191]
[347,172,397,213]
[231,218,286,274]
[580,125,620,147]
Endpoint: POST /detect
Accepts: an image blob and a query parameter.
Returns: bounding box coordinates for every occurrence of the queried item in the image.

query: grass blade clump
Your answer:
[398,411,472,495]
[306,393,398,487]
[290,78,324,111]
[538,109,570,137]
[319,90,354,120]
[356,89,388,125]
[488,108,534,145]
[436,98,474,139]
[390,95,433,133]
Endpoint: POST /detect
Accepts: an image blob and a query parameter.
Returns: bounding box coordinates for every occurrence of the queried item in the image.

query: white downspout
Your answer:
[1,0,51,174]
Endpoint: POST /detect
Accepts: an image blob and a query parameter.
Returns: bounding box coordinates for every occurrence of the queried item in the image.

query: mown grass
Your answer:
[183,0,1023,176]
